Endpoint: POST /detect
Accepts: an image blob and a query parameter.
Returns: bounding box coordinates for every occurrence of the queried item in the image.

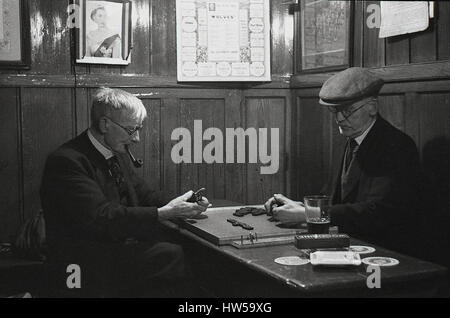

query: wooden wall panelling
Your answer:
[292,0,301,74]
[418,93,450,154]
[328,113,346,196]
[294,96,327,199]
[416,92,450,244]
[20,88,74,221]
[380,80,450,95]
[150,0,177,76]
[437,1,450,61]
[319,108,334,196]
[196,99,227,201]
[123,0,151,74]
[404,93,421,156]
[136,98,163,189]
[160,96,180,201]
[28,0,72,74]
[88,64,123,75]
[244,93,288,204]
[75,88,90,135]
[352,0,364,67]
[385,35,410,66]
[271,0,293,77]
[284,89,293,198]
[71,0,89,78]
[410,22,437,64]
[404,92,450,163]
[363,1,385,68]
[178,96,226,199]
[224,90,245,203]
[291,62,450,89]
[291,92,301,199]
[0,88,21,242]
[0,69,18,75]
[377,94,406,132]
[317,100,341,197]
[289,92,299,198]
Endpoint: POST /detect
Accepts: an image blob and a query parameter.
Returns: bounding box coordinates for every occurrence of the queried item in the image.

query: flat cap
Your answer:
[319,67,384,107]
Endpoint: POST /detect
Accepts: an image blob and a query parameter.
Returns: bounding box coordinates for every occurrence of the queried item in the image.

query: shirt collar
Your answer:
[354,118,377,146]
[87,129,114,160]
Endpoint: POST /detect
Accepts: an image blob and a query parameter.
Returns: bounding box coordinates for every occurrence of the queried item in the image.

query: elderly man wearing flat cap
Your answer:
[265,67,421,252]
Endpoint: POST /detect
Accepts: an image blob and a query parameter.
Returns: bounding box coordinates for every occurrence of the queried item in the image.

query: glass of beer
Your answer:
[304,195,331,234]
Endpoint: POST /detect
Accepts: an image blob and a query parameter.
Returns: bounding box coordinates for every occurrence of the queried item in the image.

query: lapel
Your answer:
[72,130,118,195]
[339,115,385,202]
[341,149,362,202]
[73,131,110,171]
[332,145,345,203]
[72,130,141,206]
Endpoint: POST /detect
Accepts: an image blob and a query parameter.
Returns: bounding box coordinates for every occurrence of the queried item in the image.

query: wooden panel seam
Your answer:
[17,87,25,224]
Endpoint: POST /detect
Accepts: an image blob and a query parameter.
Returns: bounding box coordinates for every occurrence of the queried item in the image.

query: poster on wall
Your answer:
[176,0,271,82]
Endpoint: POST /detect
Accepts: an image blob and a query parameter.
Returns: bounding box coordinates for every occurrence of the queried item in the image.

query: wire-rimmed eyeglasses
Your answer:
[106,117,143,136]
[326,97,376,119]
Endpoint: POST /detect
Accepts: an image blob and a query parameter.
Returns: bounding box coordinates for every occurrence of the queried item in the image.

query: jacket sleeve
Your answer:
[330,175,395,236]
[41,154,160,242]
[129,171,168,208]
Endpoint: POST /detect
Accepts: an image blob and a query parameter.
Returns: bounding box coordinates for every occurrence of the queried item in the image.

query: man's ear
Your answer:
[368,100,378,116]
[98,116,109,134]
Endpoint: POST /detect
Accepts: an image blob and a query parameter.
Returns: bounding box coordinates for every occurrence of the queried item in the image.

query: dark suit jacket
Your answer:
[40,131,180,295]
[330,115,421,250]
[40,131,166,245]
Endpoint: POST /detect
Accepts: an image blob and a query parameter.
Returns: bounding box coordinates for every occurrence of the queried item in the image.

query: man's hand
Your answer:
[264,194,306,223]
[264,196,279,215]
[157,190,210,220]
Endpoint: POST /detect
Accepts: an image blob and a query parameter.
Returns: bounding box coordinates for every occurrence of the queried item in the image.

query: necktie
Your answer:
[107,156,129,205]
[345,139,358,172]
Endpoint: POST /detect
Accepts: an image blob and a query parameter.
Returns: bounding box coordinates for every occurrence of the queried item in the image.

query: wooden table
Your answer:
[163,200,447,297]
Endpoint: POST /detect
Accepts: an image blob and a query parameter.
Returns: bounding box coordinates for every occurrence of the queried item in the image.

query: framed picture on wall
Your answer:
[296,0,353,73]
[75,0,132,65]
[0,0,31,69]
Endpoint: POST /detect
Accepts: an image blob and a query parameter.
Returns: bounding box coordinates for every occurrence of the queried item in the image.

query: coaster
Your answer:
[362,257,399,267]
[349,245,376,254]
[274,256,309,266]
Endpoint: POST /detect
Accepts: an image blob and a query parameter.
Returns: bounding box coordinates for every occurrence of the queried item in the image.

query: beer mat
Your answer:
[362,257,399,267]
[348,245,375,254]
[274,256,309,266]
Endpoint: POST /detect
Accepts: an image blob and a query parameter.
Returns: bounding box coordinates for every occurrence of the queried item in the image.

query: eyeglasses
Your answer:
[106,117,143,136]
[327,98,373,119]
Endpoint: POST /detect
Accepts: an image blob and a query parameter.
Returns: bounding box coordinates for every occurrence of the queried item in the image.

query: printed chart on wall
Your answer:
[176,0,271,82]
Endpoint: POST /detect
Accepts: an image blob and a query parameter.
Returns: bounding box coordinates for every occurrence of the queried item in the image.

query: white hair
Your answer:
[90,87,147,130]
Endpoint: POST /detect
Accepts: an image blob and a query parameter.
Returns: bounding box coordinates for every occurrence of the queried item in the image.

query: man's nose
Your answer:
[335,112,346,123]
[131,131,140,143]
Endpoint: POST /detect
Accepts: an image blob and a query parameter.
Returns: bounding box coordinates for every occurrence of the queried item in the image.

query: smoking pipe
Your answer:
[125,145,143,168]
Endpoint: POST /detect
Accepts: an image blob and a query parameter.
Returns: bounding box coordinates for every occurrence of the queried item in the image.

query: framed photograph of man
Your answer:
[76,0,132,65]
[0,0,31,69]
